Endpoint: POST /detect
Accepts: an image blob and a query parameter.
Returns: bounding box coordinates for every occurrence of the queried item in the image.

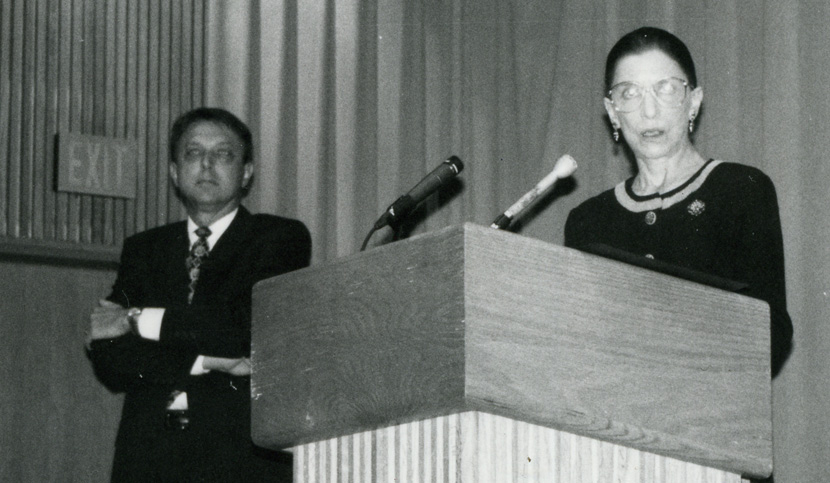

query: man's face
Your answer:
[169,121,253,215]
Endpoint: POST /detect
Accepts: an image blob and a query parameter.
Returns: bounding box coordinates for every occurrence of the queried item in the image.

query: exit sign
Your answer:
[57,132,138,198]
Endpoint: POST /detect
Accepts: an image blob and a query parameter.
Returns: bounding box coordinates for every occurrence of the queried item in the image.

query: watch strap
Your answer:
[127,307,142,336]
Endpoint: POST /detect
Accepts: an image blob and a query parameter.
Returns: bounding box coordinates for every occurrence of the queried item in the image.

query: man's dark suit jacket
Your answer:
[89,206,311,482]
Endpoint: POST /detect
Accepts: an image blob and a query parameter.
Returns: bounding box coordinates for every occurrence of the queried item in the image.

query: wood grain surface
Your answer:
[463,225,771,477]
[252,226,469,447]
[251,223,771,478]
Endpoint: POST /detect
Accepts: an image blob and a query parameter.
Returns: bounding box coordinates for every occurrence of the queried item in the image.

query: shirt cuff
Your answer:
[190,355,210,375]
[135,308,164,340]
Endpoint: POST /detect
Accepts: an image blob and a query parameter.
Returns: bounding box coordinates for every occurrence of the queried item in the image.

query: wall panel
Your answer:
[0,259,121,482]
[1,1,209,480]
[0,0,207,262]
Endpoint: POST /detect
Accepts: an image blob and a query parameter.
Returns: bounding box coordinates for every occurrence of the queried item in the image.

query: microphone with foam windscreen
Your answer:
[490,154,577,230]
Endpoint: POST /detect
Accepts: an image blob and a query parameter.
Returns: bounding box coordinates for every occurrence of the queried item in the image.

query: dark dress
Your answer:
[89,207,311,482]
[565,159,792,376]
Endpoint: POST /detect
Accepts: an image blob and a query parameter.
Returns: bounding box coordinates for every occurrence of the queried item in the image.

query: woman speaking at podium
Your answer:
[564,27,792,379]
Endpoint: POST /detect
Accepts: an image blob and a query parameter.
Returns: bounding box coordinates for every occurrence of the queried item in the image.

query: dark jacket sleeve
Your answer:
[735,171,793,376]
[564,204,586,249]
[89,234,199,390]
[89,216,312,389]
[157,218,312,357]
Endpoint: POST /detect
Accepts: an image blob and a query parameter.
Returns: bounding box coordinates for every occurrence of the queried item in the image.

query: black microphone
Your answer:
[491,154,577,230]
[373,156,464,230]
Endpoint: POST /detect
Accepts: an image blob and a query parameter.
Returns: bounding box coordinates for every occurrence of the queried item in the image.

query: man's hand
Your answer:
[202,356,252,376]
[88,299,131,341]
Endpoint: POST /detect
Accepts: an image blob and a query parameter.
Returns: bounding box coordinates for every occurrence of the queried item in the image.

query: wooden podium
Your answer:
[251,223,771,482]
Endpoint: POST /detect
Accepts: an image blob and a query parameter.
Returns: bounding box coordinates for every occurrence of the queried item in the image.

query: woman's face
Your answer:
[604,49,702,162]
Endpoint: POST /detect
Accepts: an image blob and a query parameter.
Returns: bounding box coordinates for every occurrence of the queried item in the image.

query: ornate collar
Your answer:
[614,159,722,213]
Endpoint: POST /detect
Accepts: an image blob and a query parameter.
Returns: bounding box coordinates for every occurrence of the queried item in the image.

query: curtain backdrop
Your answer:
[206,1,830,480]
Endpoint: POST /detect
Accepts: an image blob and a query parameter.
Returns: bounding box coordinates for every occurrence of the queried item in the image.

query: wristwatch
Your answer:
[126,307,142,336]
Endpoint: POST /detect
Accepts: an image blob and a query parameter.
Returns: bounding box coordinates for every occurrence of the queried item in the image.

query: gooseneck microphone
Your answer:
[372,156,464,230]
[490,154,577,230]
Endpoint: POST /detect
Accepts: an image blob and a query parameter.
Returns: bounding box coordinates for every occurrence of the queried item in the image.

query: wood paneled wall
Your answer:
[1,1,209,480]
[0,0,207,255]
[0,259,120,482]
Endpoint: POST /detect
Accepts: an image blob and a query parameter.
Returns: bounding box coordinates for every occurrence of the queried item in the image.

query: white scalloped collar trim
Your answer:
[614,159,723,212]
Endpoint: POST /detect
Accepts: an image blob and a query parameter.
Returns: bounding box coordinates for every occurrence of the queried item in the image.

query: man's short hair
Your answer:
[169,107,253,165]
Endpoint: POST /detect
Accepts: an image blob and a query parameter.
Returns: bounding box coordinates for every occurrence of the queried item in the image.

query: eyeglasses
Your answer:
[181,146,239,165]
[608,77,690,113]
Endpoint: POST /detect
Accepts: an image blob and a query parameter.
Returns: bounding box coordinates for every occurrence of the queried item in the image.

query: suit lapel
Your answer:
[156,222,190,305]
[201,206,254,274]
[159,208,253,306]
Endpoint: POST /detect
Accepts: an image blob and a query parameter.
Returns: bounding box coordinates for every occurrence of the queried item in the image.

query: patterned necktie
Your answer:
[186,226,211,304]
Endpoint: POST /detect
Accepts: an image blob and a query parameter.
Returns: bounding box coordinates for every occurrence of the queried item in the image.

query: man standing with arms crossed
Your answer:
[88,108,310,482]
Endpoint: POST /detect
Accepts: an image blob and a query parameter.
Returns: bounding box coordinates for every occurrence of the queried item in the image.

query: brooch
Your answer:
[687,199,705,216]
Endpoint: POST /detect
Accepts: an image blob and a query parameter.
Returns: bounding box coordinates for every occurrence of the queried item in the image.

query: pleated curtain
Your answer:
[205,1,830,481]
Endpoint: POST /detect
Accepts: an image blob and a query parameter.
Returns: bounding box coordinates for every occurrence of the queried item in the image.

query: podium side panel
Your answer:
[292,412,749,483]
[462,226,772,478]
[251,226,468,448]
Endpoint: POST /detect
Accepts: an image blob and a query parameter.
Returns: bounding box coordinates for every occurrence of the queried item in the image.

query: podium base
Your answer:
[291,412,750,483]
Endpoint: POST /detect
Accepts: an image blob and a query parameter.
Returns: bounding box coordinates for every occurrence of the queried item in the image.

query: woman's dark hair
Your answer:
[605,27,697,93]
[169,107,253,164]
